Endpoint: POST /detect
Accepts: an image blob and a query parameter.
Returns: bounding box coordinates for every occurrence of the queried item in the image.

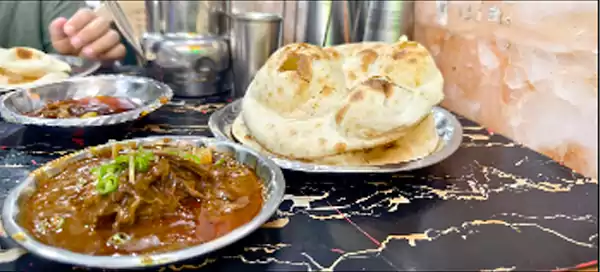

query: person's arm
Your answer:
[40,0,88,53]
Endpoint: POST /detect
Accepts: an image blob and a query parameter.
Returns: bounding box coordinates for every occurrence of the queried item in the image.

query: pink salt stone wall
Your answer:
[414,1,598,178]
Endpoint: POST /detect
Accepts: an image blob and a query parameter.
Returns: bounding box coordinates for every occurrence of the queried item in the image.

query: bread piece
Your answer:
[240,37,444,160]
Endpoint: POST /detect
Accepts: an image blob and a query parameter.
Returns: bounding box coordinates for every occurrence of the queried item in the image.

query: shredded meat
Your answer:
[26,96,139,119]
[20,144,264,255]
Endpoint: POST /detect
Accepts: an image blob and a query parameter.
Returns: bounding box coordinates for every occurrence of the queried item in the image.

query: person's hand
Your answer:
[49,8,126,61]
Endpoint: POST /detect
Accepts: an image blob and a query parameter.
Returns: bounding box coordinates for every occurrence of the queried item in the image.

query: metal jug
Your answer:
[143,0,231,36]
[360,0,414,42]
[142,0,231,61]
[295,0,414,45]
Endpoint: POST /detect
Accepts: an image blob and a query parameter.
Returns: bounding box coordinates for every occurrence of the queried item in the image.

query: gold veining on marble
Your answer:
[284,193,330,210]
[461,142,518,148]
[513,156,529,166]
[482,266,516,272]
[410,161,598,202]
[244,243,291,253]
[158,258,217,272]
[462,126,485,131]
[295,218,596,271]
[224,255,313,270]
[133,124,209,134]
[178,103,226,113]
[27,150,73,156]
[463,133,491,141]
[494,213,597,223]
[261,217,290,228]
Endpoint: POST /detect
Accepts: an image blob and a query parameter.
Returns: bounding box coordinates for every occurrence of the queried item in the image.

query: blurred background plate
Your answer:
[0,54,101,93]
[0,75,172,128]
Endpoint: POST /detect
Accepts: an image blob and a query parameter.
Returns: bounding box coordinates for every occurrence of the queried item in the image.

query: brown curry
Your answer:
[26,96,139,119]
[18,142,264,255]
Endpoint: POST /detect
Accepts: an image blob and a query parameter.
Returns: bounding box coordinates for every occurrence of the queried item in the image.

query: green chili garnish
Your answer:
[181,153,202,164]
[214,158,225,166]
[134,148,155,171]
[96,173,119,195]
[92,147,157,195]
[107,232,131,246]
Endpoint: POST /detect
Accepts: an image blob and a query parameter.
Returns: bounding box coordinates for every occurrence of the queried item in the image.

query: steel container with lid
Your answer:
[152,34,232,97]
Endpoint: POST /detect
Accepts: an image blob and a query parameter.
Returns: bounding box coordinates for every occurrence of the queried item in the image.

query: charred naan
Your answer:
[235,36,445,165]
[232,113,441,165]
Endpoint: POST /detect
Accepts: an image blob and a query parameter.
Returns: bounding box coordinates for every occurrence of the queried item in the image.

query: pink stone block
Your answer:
[414,1,598,178]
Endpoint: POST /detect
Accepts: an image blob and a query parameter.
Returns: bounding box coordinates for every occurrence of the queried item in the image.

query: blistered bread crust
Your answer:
[241,38,445,159]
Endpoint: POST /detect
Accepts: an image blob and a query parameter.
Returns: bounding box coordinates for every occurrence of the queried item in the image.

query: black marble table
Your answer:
[0,98,597,272]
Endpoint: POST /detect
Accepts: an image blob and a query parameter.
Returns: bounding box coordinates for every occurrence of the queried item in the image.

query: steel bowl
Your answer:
[0,75,173,127]
[1,136,286,269]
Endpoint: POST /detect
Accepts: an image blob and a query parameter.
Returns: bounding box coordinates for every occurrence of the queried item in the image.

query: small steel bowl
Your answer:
[1,136,286,269]
[0,75,173,127]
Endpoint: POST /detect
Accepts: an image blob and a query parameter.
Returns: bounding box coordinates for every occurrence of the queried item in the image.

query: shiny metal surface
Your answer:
[153,34,231,97]
[1,136,285,269]
[144,0,163,33]
[104,1,146,66]
[302,0,349,46]
[0,54,100,93]
[230,12,282,98]
[209,100,463,173]
[141,32,164,61]
[349,0,370,43]
[0,75,173,127]
[50,54,101,78]
[361,0,414,42]
[162,1,230,36]
[209,0,232,37]
[51,54,101,79]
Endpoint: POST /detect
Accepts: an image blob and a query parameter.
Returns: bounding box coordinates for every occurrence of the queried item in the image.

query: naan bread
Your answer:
[0,47,71,89]
[0,71,69,89]
[232,113,441,165]
[240,36,444,160]
[0,47,71,78]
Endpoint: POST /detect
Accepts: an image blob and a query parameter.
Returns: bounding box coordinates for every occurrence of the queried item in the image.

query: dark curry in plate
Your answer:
[25,96,140,119]
[19,141,264,255]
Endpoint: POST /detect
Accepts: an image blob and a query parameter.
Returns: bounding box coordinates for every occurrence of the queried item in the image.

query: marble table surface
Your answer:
[0,97,596,272]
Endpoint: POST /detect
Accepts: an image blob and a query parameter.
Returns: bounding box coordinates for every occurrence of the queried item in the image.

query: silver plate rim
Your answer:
[208,100,464,173]
[1,135,286,269]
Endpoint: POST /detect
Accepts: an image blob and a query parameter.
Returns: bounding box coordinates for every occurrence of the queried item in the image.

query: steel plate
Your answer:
[208,100,463,173]
[1,136,285,269]
[0,75,173,127]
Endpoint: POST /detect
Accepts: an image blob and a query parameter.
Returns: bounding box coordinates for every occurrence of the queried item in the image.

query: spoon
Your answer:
[99,1,147,66]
